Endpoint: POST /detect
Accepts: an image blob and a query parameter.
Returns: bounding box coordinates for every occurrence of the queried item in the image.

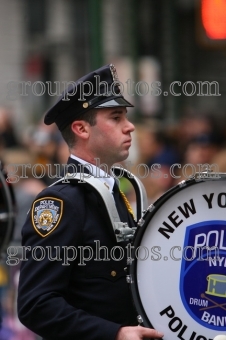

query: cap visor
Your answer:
[95,97,133,108]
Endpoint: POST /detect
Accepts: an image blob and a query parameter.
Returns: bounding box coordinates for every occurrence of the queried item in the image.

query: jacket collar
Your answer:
[66,156,90,174]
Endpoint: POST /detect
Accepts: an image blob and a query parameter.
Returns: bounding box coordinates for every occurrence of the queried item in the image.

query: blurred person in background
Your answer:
[0,107,19,151]
[184,132,221,166]
[175,109,220,159]
[173,131,222,184]
[134,121,180,203]
[143,161,175,204]
[0,271,36,340]
[22,120,69,185]
[1,148,46,246]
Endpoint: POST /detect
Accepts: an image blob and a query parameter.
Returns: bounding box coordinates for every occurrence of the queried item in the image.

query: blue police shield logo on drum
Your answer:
[180,221,226,331]
[31,197,63,237]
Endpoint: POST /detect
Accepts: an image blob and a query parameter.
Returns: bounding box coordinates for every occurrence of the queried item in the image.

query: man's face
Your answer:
[87,107,135,166]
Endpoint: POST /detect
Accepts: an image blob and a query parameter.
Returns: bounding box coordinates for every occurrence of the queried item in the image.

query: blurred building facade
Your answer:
[0,0,226,134]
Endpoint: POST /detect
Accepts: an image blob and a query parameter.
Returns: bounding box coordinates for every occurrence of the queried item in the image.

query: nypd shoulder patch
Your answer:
[31,197,63,237]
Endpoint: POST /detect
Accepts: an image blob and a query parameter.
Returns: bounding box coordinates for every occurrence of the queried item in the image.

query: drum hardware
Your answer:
[0,212,11,221]
[197,167,218,178]
[178,180,186,188]
[137,315,143,324]
[148,204,155,213]
[138,205,155,226]
[196,171,223,182]
[114,222,136,242]
[127,257,133,266]
[178,172,222,186]
[126,274,133,284]
[137,218,145,227]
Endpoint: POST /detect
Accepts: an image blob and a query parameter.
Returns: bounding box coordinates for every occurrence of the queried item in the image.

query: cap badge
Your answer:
[109,64,119,83]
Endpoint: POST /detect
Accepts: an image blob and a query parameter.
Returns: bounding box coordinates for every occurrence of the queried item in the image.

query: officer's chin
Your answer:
[115,152,130,164]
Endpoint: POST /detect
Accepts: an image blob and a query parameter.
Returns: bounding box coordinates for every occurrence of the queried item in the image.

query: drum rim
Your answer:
[129,174,226,328]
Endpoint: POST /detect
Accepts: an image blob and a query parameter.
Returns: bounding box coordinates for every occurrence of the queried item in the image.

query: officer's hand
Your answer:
[115,326,164,340]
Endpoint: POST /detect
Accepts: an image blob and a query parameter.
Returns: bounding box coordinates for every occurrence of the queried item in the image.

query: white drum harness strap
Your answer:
[50,167,148,242]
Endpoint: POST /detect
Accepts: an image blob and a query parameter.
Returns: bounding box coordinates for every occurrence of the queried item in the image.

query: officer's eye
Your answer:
[113,115,120,121]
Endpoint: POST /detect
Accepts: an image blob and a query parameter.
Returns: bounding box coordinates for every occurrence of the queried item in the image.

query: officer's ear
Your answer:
[71,120,90,140]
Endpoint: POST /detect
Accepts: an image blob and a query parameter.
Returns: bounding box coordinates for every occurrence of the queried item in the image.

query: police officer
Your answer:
[17,65,164,340]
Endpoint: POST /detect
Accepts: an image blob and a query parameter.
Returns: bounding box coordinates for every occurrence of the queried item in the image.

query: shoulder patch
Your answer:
[31,197,63,237]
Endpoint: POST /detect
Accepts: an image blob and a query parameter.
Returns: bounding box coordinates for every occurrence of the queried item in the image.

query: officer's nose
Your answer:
[125,120,135,133]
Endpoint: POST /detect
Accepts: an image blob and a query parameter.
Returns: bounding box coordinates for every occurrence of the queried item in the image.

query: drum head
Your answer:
[130,175,226,340]
[0,169,15,253]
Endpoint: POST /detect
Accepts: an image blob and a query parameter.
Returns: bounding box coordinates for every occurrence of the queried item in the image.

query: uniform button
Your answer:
[111,270,117,277]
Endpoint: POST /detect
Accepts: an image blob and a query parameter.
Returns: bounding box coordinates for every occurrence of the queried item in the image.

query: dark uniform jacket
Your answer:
[17,158,137,340]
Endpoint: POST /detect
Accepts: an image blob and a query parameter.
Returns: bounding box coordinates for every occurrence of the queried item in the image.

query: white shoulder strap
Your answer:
[49,173,136,242]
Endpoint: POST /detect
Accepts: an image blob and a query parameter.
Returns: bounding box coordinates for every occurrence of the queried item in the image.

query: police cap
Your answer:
[44,64,133,131]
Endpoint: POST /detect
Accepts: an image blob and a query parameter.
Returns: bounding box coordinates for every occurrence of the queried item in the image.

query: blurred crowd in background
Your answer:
[1,102,226,339]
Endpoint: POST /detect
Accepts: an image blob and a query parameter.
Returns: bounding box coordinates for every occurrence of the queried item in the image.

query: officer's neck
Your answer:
[70,151,114,175]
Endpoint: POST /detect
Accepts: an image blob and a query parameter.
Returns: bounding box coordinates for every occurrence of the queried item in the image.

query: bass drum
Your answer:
[0,168,15,254]
[129,174,226,340]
